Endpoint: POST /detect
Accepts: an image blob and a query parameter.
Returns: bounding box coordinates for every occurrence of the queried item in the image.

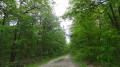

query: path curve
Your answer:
[38,55,78,67]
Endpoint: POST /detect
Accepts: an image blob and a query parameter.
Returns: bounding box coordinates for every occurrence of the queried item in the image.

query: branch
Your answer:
[78,1,107,12]
[106,10,116,26]
[23,7,41,14]
[109,4,120,29]
[101,6,109,14]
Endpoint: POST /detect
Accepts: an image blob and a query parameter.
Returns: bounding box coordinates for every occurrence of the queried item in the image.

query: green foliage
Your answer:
[0,0,66,67]
[27,55,63,67]
[64,0,120,67]
[70,54,87,67]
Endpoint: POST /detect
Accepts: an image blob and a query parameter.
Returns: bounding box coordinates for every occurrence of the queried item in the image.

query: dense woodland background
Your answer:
[0,0,67,67]
[63,0,120,67]
[1,0,120,67]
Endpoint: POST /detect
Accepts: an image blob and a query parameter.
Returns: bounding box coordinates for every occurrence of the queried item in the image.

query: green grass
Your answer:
[70,55,87,67]
[27,55,63,67]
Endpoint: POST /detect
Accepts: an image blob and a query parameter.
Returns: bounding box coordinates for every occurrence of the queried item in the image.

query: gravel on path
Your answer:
[38,55,78,67]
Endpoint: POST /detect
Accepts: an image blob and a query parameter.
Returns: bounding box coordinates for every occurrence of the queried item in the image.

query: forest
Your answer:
[0,0,67,67]
[0,0,120,67]
[63,0,120,67]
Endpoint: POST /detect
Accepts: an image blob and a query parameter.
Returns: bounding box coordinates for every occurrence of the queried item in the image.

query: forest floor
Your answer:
[38,55,78,67]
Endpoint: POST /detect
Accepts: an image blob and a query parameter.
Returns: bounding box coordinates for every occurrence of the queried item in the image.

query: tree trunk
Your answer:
[99,21,102,45]
[109,4,120,33]
[37,40,39,56]
[10,29,17,62]
[0,13,6,57]
[0,15,6,45]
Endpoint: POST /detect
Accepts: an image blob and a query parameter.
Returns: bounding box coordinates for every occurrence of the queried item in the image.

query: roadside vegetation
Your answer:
[27,55,63,67]
[0,0,67,67]
[1,0,120,67]
[64,0,120,67]
[70,54,87,67]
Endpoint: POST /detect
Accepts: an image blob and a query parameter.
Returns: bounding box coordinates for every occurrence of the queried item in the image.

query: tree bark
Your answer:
[118,5,120,15]
[10,29,17,62]
[0,14,6,44]
[0,12,6,56]
[37,40,39,56]
[109,4,120,32]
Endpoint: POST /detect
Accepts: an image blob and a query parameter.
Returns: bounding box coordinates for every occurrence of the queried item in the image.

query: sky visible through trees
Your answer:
[0,0,120,67]
[53,0,72,43]
[0,0,67,66]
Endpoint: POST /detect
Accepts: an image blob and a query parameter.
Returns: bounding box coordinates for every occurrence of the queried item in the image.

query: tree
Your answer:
[64,0,120,66]
[0,0,66,67]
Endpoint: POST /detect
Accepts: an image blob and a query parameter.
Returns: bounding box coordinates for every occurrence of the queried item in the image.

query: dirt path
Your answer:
[38,55,78,67]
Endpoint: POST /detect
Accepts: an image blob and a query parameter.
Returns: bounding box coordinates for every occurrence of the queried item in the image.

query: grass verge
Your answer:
[70,54,87,67]
[27,55,63,67]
